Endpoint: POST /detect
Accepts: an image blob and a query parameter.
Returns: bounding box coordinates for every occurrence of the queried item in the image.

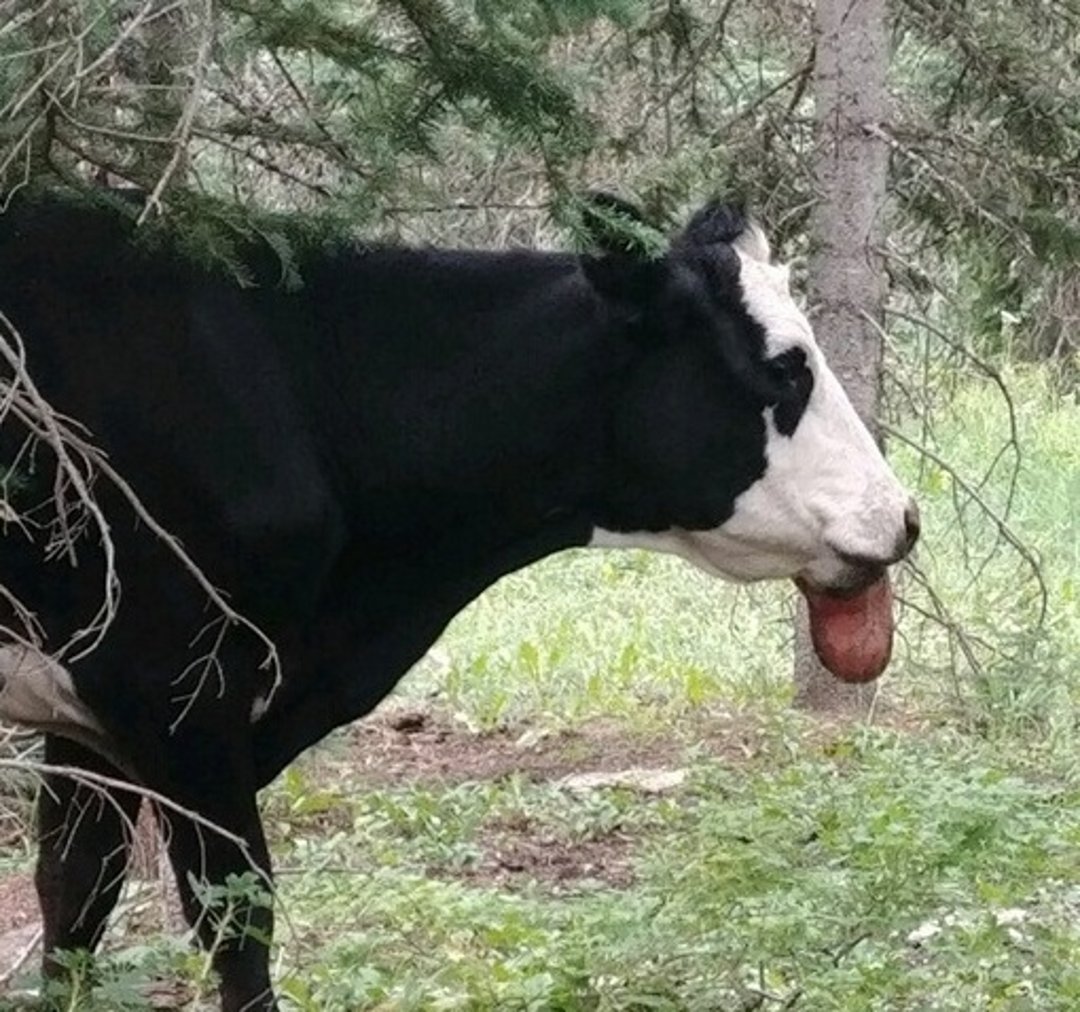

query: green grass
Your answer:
[54,726,1080,1011]
[4,366,1080,1010]
[887,367,1080,736]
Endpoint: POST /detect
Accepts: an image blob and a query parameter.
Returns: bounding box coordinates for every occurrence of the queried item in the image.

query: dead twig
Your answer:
[0,925,43,990]
[882,424,1048,629]
[6,760,253,859]
[137,0,214,223]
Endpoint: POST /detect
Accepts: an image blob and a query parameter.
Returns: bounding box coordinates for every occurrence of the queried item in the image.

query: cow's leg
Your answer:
[159,761,277,1012]
[35,734,144,982]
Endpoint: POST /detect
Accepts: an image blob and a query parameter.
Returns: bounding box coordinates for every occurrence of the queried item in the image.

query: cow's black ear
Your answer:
[678,199,751,248]
[580,251,667,316]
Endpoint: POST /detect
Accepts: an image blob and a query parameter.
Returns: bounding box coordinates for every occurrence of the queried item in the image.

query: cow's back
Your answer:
[0,198,348,740]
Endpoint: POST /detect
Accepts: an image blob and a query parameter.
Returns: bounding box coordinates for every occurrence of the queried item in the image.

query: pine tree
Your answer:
[1,1,640,231]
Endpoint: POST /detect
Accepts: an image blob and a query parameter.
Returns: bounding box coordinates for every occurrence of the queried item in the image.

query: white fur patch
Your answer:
[250,692,270,723]
[735,253,808,356]
[0,645,108,740]
[732,222,772,265]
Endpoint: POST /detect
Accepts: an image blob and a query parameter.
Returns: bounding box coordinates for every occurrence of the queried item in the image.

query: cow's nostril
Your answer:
[903,500,921,552]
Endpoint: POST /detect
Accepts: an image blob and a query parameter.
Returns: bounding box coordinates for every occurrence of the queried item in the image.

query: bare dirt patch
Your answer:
[0,872,40,994]
[338,704,764,788]
[328,704,759,892]
[0,872,36,936]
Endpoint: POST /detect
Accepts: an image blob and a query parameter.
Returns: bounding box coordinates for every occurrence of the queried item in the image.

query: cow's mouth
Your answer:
[795,573,894,683]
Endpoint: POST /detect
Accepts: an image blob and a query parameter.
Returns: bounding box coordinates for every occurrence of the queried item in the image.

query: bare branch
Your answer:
[137,0,214,222]
[882,423,1048,628]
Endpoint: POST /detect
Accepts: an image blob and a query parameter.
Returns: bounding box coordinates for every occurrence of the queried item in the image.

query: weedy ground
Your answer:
[1,367,1078,1010]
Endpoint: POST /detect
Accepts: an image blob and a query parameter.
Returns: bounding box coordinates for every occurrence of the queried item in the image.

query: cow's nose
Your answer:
[902,499,921,555]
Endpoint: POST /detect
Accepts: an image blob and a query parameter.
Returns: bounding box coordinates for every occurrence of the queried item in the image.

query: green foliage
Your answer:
[885,367,1080,731]
[27,726,1080,1010]
[893,0,1080,359]
[1020,210,1080,268]
[555,189,668,256]
[3,0,1076,339]
[229,0,603,156]
[1,0,655,273]
[38,947,164,1012]
[628,732,1080,1010]
[19,874,275,1011]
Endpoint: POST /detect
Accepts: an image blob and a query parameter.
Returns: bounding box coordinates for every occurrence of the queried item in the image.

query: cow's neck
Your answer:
[252,505,591,782]
[317,247,617,569]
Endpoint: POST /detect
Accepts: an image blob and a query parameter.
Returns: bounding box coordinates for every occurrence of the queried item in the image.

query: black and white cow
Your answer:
[0,192,917,1010]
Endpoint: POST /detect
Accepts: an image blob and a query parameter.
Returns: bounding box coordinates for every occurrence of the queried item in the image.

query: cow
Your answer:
[0,190,918,1011]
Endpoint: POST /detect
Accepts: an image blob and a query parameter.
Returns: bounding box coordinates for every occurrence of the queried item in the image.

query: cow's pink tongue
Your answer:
[797,575,894,683]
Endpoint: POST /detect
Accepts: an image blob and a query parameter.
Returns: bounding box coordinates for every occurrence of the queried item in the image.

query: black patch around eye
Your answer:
[766,347,813,437]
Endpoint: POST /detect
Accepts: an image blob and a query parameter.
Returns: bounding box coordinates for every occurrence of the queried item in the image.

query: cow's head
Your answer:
[583,197,918,681]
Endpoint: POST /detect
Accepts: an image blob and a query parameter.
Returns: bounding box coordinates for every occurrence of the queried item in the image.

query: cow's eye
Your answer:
[765,348,808,394]
[767,347,814,436]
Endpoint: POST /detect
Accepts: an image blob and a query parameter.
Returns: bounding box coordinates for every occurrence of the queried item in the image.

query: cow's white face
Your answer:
[585,201,918,596]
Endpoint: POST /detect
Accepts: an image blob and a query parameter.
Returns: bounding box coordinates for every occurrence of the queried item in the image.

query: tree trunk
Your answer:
[794,0,890,712]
